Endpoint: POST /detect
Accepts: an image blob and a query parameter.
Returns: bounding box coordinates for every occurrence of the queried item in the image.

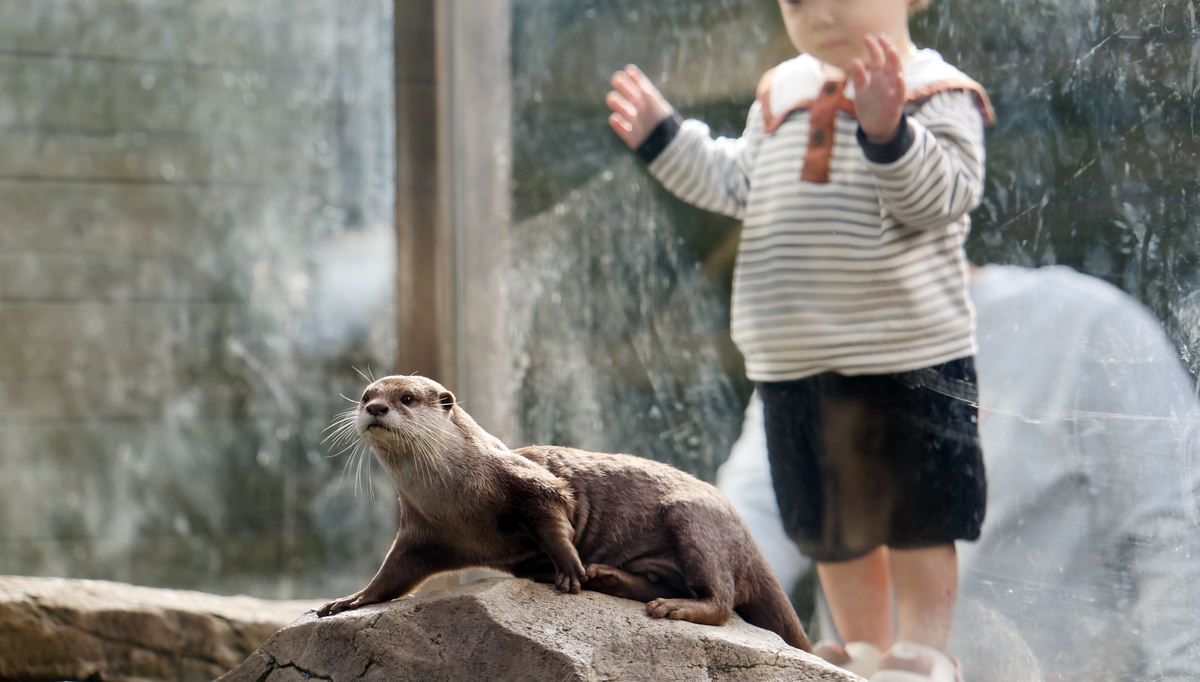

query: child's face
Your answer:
[777,0,912,71]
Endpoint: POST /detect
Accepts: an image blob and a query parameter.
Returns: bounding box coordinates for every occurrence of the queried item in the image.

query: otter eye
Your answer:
[400,394,414,406]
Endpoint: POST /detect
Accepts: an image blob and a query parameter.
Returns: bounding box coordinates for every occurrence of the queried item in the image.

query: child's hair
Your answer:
[909,0,931,14]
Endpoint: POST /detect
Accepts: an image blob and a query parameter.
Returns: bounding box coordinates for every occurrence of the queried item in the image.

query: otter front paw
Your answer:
[554,562,587,595]
[317,591,373,617]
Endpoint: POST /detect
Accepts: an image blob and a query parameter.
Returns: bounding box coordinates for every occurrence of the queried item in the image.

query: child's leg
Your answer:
[889,543,957,651]
[816,545,893,651]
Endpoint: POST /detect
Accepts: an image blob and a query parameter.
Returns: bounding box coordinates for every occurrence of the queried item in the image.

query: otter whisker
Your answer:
[323,423,358,446]
[322,407,358,428]
[400,432,429,485]
[408,426,451,483]
[395,429,428,482]
[324,411,360,432]
[338,440,369,493]
[325,427,360,450]
[387,430,428,485]
[327,440,359,459]
[414,415,457,440]
[322,421,353,437]
[359,442,375,498]
[337,443,358,489]
[352,444,367,497]
[354,440,368,497]
[320,420,352,438]
[328,424,361,448]
[392,425,444,486]
[366,445,377,503]
[321,412,360,443]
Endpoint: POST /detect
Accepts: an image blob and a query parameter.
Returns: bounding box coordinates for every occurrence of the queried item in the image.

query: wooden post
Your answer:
[396,2,515,593]
[435,0,516,444]
[395,0,455,387]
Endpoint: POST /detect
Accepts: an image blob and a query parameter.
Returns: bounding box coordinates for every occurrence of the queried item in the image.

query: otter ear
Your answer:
[438,391,455,410]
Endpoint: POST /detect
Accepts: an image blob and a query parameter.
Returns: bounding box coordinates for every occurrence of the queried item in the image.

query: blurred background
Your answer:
[0,0,1196,616]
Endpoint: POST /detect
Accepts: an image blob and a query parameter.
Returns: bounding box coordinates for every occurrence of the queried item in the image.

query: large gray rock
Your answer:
[0,575,322,682]
[219,577,854,682]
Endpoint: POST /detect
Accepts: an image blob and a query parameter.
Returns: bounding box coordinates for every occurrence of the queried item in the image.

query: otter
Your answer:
[317,375,811,651]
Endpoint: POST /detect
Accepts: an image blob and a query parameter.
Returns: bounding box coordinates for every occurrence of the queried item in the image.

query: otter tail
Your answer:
[736,562,812,652]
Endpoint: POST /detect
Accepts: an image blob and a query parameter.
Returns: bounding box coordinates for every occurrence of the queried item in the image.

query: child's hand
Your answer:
[606,65,675,150]
[851,34,907,145]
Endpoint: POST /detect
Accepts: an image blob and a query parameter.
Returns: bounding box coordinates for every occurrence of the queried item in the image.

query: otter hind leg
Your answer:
[644,503,737,627]
[646,596,732,625]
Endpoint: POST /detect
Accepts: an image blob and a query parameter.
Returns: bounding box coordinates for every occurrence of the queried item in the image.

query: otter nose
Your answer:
[366,403,388,417]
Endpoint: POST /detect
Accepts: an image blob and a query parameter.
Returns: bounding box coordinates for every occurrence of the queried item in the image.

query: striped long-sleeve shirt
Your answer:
[644,49,994,382]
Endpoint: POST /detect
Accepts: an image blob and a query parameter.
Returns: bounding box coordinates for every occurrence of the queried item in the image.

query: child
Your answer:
[605,0,994,680]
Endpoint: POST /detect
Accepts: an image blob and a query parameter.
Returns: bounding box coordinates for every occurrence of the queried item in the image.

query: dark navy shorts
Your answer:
[759,357,987,562]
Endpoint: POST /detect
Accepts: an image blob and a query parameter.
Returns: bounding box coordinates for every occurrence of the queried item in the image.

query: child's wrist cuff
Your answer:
[636,113,683,163]
[856,115,914,164]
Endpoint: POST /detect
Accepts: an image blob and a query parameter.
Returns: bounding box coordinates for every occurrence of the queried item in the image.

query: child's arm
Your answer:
[853,35,985,231]
[606,65,758,220]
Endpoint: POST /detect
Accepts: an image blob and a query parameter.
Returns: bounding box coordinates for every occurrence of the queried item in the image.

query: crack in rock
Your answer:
[264,653,336,682]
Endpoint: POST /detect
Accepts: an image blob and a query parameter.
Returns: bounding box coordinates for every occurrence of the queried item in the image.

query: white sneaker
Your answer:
[843,641,884,677]
[870,642,962,682]
[814,640,883,678]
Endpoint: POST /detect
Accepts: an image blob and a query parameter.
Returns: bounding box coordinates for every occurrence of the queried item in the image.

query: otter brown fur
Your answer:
[317,375,811,651]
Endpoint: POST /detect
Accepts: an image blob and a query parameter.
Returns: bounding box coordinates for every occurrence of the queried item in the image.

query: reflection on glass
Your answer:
[915,0,1199,354]
[511,1,797,478]
[719,265,1200,681]
[959,265,1199,682]
[0,2,396,598]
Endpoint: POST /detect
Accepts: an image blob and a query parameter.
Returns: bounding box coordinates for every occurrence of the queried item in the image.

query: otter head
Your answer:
[355,375,461,466]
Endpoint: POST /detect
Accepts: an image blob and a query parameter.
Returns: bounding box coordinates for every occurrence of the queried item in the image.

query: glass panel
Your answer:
[509,1,1200,680]
[0,0,395,598]
[511,0,797,479]
[914,4,1200,680]
[919,0,1196,322]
